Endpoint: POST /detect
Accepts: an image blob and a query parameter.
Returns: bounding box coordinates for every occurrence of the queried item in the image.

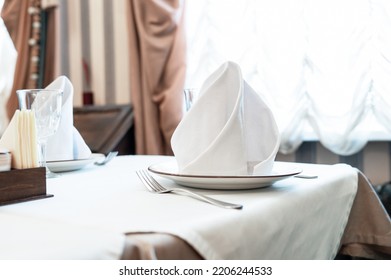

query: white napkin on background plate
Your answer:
[46,76,91,161]
[171,61,280,176]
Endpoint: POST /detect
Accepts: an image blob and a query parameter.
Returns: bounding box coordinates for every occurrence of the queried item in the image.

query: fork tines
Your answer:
[136,170,162,193]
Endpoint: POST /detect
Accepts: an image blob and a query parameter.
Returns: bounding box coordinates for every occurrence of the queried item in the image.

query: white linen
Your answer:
[0,1,17,136]
[45,76,91,161]
[0,212,125,260]
[172,61,280,176]
[1,155,358,259]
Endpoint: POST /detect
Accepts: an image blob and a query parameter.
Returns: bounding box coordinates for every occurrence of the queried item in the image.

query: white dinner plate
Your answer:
[47,153,105,173]
[148,160,302,190]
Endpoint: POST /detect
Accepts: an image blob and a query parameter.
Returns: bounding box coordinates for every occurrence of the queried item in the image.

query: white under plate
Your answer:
[47,153,105,173]
[148,160,302,190]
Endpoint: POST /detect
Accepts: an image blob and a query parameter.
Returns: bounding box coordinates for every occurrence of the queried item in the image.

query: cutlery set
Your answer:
[136,168,318,210]
[136,169,243,210]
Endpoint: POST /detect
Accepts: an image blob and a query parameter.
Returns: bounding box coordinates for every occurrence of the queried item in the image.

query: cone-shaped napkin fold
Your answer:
[171,61,280,176]
[45,76,91,161]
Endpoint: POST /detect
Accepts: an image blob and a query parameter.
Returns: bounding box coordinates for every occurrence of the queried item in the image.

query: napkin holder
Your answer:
[0,167,52,206]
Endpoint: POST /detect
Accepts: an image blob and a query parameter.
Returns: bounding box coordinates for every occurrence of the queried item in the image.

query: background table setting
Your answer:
[0,63,390,260]
[0,76,95,173]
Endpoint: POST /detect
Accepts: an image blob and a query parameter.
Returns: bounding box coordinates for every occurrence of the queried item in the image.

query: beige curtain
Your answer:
[128,0,186,155]
[0,0,17,136]
[2,0,58,120]
[2,0,30,119]
[3,0,185,155]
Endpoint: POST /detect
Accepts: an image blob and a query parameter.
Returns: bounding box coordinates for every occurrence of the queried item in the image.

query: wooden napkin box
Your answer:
[0,167,52,206]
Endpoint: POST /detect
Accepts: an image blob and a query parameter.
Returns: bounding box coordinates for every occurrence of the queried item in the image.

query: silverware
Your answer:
[136,170,243,210]
[95,151,118,166]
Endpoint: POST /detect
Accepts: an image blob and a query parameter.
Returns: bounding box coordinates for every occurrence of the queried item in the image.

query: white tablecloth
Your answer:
[0,212,125,259]
[0,155,358,259]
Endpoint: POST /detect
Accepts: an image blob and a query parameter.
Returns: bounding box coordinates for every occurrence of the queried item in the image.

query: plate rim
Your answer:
[46,153,105,172]
[47,153,105,164]
[148,160,302,179]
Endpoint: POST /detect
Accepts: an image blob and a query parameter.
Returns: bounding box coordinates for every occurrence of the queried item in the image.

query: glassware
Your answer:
[17,89,63,178]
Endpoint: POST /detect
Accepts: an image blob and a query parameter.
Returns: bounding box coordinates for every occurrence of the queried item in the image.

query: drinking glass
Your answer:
[183,88,199,111]
[17,89,63,178]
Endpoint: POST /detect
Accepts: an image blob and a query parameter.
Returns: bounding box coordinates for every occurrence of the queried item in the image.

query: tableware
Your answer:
[173,62,280,177]
[136,170,243,209]
[17,89,63,178]
[47,153,105,172]
[148,160,302,190]
[94,151,118,166]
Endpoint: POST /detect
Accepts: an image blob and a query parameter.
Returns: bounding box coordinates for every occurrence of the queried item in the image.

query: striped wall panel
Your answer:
[276,142,391,186]
[58,0,131,107]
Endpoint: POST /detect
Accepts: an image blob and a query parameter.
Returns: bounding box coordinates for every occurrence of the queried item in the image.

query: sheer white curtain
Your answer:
[185,0,391,156]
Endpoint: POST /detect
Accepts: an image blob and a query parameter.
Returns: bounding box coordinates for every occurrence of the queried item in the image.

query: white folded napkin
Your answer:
[171,61,280,176]
[45,76,91,161]
[0,110,39,169]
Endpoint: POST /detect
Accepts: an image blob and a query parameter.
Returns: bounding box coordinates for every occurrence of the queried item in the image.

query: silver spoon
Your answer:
[95,151,118,166]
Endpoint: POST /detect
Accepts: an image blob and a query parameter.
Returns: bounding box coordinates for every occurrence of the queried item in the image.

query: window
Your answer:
[184,0,391,155]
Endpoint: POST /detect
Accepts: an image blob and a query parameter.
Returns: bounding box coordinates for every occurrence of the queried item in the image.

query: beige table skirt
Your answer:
[121,171,391,260]
[122,233,202,260]
[339,171,391,259]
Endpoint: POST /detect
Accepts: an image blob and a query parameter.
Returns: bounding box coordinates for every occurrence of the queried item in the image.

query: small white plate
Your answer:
[47,153,105,173]
[148,160,302,190]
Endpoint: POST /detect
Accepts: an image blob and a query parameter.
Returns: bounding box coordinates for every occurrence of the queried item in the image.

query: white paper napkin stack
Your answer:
[45,76,91,161]
[171,61,280,176]
[0,110,39,169]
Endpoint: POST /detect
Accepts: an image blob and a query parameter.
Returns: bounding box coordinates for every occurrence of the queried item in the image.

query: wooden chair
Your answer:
[73,104,135,155]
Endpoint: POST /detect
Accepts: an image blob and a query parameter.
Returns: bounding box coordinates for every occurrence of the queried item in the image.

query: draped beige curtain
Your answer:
[128,0,186,155]
[3,0,185,155]
[2,0,30,119]
[2,0,58,120]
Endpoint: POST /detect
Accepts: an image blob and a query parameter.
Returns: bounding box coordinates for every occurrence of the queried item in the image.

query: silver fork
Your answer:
[136,170,243,210]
